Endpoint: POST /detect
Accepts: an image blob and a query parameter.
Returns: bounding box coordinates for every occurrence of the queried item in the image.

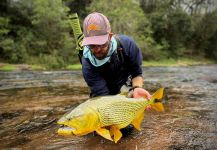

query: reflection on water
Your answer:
[0,65,217,149]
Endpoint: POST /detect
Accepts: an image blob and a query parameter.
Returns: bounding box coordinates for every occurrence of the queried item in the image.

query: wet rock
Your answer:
[199,76,217,83]
[17,118,56,134]
[168,144,187,150]
[144,81,162,92]
[0,71,86,90]
[181,77,193,82]
[6,137,32,147]
[0,111,23,122]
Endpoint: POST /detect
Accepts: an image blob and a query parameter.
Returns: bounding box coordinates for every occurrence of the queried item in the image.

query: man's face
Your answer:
[87,33,112,60]
[87,41,110,60]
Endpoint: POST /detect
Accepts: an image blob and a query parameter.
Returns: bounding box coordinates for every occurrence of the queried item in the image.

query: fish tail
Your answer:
[150,88,164,112]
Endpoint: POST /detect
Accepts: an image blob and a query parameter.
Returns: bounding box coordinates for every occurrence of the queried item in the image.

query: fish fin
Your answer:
[151,88,164,100]
[110,125,122,143]
[96,127,113,141]
[131,111,145,131]
[150,88,164,112]
[151,102,164,112]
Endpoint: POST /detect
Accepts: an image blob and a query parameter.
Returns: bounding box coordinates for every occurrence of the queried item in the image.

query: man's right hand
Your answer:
[132,88,151,100]
[131,88,152,110]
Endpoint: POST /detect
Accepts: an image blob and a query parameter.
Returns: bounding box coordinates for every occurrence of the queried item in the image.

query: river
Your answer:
[0,65,217,149]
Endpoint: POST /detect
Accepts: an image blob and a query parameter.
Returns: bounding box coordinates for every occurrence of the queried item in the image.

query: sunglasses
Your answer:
[87,41,110,50]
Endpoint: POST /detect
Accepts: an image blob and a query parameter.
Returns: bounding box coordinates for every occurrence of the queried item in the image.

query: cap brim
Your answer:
[82,34,109,46]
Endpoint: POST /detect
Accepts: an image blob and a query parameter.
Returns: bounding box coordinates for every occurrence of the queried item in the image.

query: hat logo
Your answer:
[87,24,101,34]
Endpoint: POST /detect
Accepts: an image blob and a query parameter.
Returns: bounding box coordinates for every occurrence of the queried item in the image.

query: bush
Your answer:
[148,9,193,57]
[193,10,217,60]
[39,54,65,69]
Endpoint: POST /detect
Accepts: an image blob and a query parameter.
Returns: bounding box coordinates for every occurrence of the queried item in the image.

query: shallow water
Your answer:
[0,65,217,149]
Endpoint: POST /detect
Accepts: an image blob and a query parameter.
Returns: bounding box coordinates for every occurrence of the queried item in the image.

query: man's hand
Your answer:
[133,88,151,99]
[130,88,152,110]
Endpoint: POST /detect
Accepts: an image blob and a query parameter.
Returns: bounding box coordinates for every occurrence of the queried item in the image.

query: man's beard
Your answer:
[95,54,107,60]
[94,48,109,60]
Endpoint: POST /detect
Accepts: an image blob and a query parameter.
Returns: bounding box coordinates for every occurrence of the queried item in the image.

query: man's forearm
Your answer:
[132,75,144,88]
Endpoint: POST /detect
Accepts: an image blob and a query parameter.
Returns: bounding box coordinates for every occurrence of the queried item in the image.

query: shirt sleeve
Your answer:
[121,36,143,78]
[82,58,109,97]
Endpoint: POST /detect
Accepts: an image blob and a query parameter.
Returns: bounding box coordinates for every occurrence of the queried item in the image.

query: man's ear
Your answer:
[109,33,113,40]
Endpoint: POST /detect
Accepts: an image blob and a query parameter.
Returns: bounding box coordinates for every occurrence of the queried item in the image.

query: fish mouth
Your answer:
[57,125,76,136]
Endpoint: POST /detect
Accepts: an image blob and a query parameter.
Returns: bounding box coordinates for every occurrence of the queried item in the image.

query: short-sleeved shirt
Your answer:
[82,35,143,97]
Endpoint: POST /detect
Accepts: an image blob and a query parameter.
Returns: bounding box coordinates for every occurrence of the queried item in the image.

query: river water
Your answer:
[0,65,217,149]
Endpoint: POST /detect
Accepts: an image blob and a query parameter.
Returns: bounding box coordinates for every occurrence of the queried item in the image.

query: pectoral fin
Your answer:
[131,111,144,131]
[110,125,122,143]
[96,127,113,141]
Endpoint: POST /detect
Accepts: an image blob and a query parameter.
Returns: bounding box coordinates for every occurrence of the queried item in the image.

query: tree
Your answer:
[0,0,31,63]
[140,0,194,57]
[193,9,217,59]
[63,0,92,19]
[87,0,161,60]
[0,0,77,67]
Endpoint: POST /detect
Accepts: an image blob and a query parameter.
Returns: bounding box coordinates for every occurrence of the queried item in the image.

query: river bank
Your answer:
[0,57,215,71]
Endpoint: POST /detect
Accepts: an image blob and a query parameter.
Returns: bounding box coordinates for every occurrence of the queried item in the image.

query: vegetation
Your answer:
[0,0,217,69]
[0,64,16,71]
[143,57,215,67]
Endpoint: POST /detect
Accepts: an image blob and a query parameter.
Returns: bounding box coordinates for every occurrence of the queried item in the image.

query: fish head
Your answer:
[57,107,99,135]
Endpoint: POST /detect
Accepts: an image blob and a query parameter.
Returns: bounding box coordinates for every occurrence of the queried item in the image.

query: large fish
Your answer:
[57,88,164,143]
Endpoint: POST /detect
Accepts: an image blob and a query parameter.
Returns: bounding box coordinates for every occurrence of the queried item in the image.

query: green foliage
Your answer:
[0,64,16,71]
[143,57,215,67]
[30,0,78,66]
[87,0,161,60]
[0,38,15,62]
[87,0,145,36]
[148,9,193,58]
[193,9,217,59]
[0,0,78,68]
[39,53,65,69]
[0,17,10,35]
[0,16,13,61]
[166,10,193,53]
[66,63,82,70]
[63,0,92,18]
[31,0,73,56]
[139,0,171,14]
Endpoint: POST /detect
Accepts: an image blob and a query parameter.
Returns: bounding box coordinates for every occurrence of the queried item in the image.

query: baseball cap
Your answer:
[82,12,111,46]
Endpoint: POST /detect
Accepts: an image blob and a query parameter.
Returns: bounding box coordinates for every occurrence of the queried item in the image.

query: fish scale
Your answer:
[97,98,147,127]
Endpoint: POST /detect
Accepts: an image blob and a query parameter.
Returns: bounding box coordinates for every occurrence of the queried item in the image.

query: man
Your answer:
[81,12,151,136]
[81,12,151,100]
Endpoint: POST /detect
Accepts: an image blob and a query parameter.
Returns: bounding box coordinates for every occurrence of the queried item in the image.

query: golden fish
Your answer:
[57,88,164,143]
